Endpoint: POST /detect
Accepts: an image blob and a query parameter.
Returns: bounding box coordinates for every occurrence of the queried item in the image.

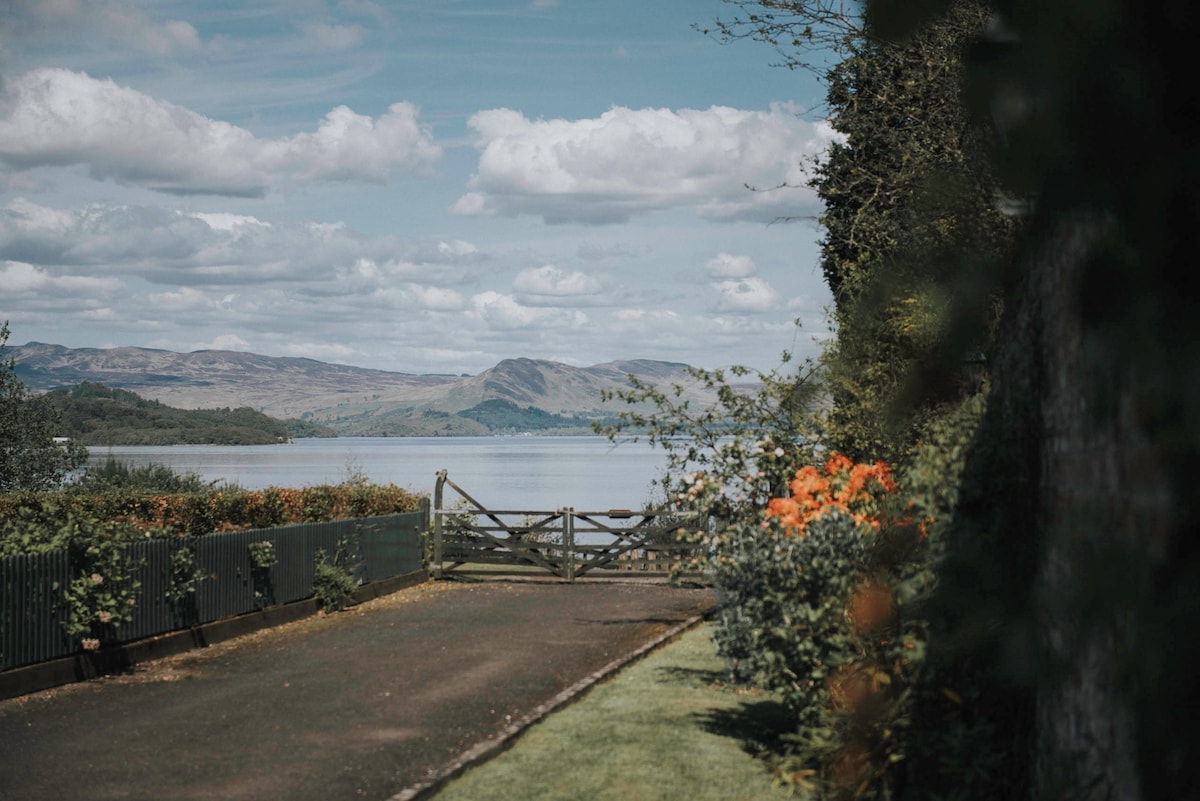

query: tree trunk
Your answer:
[985,214,1158,801]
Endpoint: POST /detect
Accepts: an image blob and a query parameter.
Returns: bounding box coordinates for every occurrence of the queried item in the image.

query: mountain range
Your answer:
[9,342,731,436]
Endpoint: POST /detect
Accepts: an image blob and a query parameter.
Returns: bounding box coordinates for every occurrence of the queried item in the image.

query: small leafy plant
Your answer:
[60,514,147,649]
[247,540,277,570]
[312,535,359,611]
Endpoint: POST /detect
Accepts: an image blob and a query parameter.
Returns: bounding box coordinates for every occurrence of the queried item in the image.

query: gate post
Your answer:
[433,470,446,579]
[564,507,575,584]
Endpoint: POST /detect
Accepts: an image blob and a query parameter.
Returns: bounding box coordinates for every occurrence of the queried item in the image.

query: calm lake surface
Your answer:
[86,436,671,512]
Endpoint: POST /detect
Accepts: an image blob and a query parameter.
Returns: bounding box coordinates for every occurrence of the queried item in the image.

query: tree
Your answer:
[860,2,1200,800]
[695,2,1197,799]
[811,0,1011,464]
[0,322,88,492]
[697,0,866,76]
[706,1,1010,464]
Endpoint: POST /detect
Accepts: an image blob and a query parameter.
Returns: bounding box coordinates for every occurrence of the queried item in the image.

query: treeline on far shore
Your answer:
[45,382,336,445]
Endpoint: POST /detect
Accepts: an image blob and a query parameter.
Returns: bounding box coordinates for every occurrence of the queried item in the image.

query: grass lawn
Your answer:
[431,622,795,801]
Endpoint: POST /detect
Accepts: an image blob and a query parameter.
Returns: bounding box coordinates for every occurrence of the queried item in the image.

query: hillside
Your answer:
[44,383,334,445]
[12,344,733,436]
[11,342,458,421]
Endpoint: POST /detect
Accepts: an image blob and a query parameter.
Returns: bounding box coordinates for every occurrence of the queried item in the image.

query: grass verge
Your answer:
[430,622,794,801]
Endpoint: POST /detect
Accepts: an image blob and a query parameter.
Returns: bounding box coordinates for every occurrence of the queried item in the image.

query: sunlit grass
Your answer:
[432,622,795,801]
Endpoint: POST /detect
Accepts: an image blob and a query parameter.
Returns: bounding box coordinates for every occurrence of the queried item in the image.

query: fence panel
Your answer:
[117,539,174,643]
[0,511,426,672]
[360,515,426,584]
[0,551,72,670]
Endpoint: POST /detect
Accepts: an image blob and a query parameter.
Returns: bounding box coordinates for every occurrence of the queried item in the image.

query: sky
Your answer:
[0,0,835,376]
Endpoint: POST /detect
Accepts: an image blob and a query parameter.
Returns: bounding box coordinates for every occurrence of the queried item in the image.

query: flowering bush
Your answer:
[599,350,993,797]
[703,455,926,797]
[668,447,937,798]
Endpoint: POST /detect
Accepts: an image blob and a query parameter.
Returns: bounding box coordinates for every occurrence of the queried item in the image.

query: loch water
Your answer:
[86,436,672,512]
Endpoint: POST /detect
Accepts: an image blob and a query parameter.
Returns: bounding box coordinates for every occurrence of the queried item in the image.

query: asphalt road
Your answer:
[0,578,714,801]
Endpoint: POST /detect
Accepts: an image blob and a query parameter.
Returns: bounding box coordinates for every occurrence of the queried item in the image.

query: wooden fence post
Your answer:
[565,507,575,584]
[433,470,446,579]
[419,496,431,573]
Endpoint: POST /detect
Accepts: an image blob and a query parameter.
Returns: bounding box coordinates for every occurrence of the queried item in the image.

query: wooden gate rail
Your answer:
[432,470,702,582]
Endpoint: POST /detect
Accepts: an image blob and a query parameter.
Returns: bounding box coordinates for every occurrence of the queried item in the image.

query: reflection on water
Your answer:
[86,436,671,512]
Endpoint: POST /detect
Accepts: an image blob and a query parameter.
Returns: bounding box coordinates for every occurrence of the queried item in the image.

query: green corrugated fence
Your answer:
[0,511,426,672]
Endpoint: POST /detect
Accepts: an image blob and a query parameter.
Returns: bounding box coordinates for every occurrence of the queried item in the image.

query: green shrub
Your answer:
[165,536,205,625]
[70,457,216,494]
[61,515,147,649]
[0,483,424,550]
[312,536,359,611]
[300,485,342,521]
[245,487,287,529]
[0,504,152,647]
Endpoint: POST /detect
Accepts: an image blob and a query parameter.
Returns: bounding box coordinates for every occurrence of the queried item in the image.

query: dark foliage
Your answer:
[458,399,593,432]
[0,323,89,492]
[45,381,296,445]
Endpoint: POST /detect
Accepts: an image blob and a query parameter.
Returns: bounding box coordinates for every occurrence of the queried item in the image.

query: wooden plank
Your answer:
[445,520,565,576]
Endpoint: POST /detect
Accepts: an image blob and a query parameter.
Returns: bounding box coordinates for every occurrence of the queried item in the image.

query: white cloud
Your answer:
[0,69,441,197]
[705,252,757,279]
[711,277,782,314]
[148,287,222,312]
[189,212,272,233]
[577,242,640,261]
[302,21,367,51]
[424,240,482,262]
[513,265,601,297]
[4,0,201,56]
[470,291,587,331]
[471,291,540,330]
[0,199,481,288]
[0,259,122,295]
[409,285,466,311]
[511,264,631,308]
[452,104,837,224]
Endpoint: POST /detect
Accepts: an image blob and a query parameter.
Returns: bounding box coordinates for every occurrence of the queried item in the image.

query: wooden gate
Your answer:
[431,470,703,581]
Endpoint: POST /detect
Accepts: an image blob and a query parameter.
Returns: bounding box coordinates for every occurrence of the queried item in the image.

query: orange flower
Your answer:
[766,497,803,533]
[766,454,902,537]
[789,465,827,501]
[872,460,897,493]
[824,453,853,476]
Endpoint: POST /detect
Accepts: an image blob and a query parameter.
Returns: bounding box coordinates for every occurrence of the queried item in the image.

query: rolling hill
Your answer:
[10,343,736,436]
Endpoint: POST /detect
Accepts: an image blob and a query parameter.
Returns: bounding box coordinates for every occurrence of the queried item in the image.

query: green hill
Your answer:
[46,382,335,445]
[324,400,610,437]
[457,398,597,432]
